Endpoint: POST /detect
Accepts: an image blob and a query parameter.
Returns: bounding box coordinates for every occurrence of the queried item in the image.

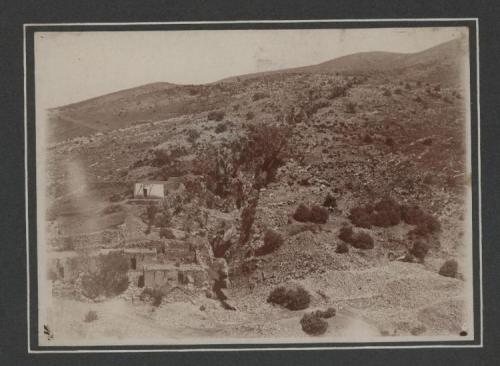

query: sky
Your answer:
[35,27,467,108]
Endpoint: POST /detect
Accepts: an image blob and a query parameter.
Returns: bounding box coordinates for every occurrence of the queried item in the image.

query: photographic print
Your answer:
[27,22,480,349]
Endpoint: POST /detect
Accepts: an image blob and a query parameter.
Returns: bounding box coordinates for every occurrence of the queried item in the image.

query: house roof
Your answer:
[124,248,157,255]
[134,181,169,185]
[143,263,201,271]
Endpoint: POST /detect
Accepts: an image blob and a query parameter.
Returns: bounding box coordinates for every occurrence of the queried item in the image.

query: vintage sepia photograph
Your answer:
[31,24,478,348]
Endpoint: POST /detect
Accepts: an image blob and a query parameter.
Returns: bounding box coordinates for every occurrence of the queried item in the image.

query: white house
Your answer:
[134,181,166,198]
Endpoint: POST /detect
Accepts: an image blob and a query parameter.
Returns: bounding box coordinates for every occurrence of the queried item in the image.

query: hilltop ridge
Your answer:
[47,38,467,143]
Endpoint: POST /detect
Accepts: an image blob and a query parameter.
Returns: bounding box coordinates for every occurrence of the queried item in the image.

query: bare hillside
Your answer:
[48,38,467,143]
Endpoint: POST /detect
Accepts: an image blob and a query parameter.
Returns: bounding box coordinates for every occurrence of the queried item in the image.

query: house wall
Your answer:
[134,183,165,198]
[144,268,178,288]
[143,267,208,288]
[123,251,157,271]
[163,239,195,263]
[49,229,123,250]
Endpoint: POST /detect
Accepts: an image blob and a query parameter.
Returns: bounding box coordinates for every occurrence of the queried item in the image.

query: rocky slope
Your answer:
[45,37,472,341]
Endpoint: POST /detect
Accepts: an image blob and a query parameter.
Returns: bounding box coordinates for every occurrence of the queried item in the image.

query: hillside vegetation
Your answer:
[45,37,470,341]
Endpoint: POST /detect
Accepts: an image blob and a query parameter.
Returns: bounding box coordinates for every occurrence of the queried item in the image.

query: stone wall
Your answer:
[123,250,157,270]
[143,265,207,288]
[48,229,123,250]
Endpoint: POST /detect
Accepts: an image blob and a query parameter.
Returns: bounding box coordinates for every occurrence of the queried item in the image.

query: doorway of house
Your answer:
[143,188,148,197]
[131,257,136,270]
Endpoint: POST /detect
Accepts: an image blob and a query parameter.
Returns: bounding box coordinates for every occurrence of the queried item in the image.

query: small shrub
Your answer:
[322,307,336,318]
[322,193,337,209]
[394,88,403,95]
[350,232,374,249]
[298,176,311,186]
[239,197,258,245]
[340,225,373,249]
[81,252,129,299]
[267,285,311,310]
[152,149,172,166]
[215,122,228,134]
[286,286,311,310]
[349,199,401,228]
[252,92,270,101]
[267,286,287,305]
[411,325,427,336]
[293,204,311,222]
[401,205,426,225]
[374,197,400,213]
[159,227,175,239]
[305,99,330,117]
[410,240,429,261]
[338,226,353,242]
[309,205,329,224]
[423,174,435,185]
[345,101,356,114]
[255,229,284,256]
[363,134,373,143]
[140,287,164,307]
[84,310,98,323]
[187,86,199,95]
[288,223,319,236]
[156,209,172,228]
[300,313,328,335]
[242,122,290,186]
[403,205,440,236]
[328,85,347,99]
[349,205,374,228]
[313,307,336,319]
[385,137,395,147]
[371,198,401,227]
[438,259,458,278]
[422,137,433,146]
[186,129,201,143]
[335,242,349,254]
[146,203,158,225]
[382,89,391,97]
[81,275,102,299]
[246,111,255,120]
[208,110,225,121]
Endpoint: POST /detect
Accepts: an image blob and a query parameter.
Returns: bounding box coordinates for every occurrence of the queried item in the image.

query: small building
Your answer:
[123,247,157,271]
[163,239,196,263]
[133,179,186,199]
[142,263,208,288]
[134,181,166,199]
